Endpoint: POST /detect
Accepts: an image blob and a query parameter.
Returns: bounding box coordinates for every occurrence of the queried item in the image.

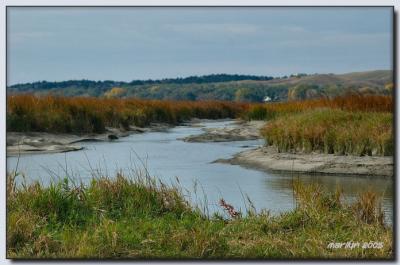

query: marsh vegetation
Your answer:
[7,172,392,259]
[245,95,393,156]
[6,92,394,259]
[7,95,248,133]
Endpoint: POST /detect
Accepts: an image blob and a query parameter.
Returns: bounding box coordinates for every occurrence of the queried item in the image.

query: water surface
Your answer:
[7,120,393,222]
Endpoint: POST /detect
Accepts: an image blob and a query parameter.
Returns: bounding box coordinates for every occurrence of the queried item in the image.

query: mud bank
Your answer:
[214,146,393,177]
[7,123,172,156]
[182,120,265,142]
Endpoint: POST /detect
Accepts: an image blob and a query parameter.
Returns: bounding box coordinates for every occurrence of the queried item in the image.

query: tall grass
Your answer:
[7,173,392,259]
[245,94,392,120]
[7,94,392,135]
[7,95,249,133]
[7,94,394,157]
[244,94,393,156]
[262,109,393,156]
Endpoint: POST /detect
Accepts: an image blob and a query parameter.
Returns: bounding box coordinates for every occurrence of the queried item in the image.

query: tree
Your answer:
[234,87,264,102]
[288,84,323,100]
[104,87,127,98]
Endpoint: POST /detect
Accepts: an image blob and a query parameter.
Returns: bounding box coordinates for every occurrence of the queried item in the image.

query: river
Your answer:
[7,120,393,222]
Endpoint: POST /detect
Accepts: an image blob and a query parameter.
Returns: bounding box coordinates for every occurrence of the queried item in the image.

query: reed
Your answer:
[7,94,249,133]
[245,94,392,120]
[262,109,393,156]
[7,94,393,157]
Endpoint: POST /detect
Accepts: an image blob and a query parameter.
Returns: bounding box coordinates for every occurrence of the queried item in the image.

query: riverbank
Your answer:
[7,173,392,259]
[215,146,393,177]
[7,119,261,156]
[6,123,172,156]
[182,120,265,142]
[8,118,394,178]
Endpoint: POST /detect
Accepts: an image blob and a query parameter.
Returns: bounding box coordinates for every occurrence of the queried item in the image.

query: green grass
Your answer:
[7,172,392,259]
[245,95,394,157]
[262,109,393,156]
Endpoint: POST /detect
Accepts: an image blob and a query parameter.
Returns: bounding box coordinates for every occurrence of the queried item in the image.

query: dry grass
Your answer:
[7,94,249,133]
[245,94,392,120]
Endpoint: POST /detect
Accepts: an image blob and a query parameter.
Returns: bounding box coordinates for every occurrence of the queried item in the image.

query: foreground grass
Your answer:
[262,109,393,156]
[7,173,392,259]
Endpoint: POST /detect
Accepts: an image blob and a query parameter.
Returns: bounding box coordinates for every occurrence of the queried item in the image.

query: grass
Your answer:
[8,94,392,134]
[7,95,249,133]
[7,172,392,259]
[243,94,393,156]
[261,109,393,156]
[7,94,394,157]
[245,94,392,121]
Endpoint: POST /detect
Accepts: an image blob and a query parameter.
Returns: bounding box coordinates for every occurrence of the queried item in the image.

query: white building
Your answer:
[263,96,272,102]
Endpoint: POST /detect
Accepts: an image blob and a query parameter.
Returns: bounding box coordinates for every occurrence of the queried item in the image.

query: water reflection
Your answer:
[264,171,393,223]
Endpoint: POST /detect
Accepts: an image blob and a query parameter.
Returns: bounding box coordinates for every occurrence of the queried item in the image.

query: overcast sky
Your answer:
[7,7,393,85]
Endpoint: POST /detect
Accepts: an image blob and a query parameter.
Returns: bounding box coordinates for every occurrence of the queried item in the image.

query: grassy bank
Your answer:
[7,173,392,259]
[7,94,394,157]
[7,94,392,135]
[262,110,393,156]
[244,95,393,156]
[7,95,249,133]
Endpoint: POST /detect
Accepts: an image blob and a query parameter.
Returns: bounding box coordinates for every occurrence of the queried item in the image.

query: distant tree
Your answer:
[289,73,307,78]
[288,84,323,100]
[185,91,197,101]
[359,86,376,95]
[235,88,249,102]
[385,83,393,94]
[235,87,264,102]
[104,87,127,98]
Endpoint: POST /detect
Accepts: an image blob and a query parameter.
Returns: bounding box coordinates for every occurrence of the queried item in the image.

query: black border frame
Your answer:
[4,5,397,262]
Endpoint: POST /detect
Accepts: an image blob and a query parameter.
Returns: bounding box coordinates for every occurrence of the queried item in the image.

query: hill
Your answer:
[7,70,393,102]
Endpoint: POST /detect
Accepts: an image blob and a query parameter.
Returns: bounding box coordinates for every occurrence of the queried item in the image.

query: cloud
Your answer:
[164,23,260,36]
[7,7,392,84]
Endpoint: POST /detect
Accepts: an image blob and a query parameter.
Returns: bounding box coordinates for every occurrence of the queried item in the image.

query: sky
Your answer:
[7,7,393,85]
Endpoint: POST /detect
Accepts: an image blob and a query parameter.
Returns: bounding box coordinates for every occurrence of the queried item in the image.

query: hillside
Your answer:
[7,70,393,102]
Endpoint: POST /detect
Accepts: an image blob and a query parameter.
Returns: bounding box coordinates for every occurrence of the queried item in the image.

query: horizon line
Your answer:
[7,69,392,87]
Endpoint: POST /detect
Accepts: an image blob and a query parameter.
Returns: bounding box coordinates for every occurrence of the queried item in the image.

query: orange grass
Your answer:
[246,94,392,120]
[7,95,250,133]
